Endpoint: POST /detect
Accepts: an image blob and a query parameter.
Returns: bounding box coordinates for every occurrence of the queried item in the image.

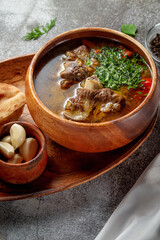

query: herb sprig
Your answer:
[89,47,145,90]
[23,18,56,40]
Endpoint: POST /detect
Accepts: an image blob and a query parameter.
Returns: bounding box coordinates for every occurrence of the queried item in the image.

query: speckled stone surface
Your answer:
[0,0,160,239]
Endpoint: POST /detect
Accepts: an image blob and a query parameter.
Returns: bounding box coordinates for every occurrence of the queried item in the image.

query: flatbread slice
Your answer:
[0,83,26,124]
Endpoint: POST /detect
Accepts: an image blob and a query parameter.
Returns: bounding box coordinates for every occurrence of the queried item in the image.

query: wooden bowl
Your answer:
[0,121,47,184]
[25,27,159,153]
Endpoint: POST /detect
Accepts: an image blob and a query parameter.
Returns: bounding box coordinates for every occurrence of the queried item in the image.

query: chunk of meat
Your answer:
[60,79,74,89]
[60,61,89,83]
[63,110,89,121]
[60,45,91,89]
[100,102,121,113]
[64,96,93,121]
[84,75,102,90]
[65,45,89,61]
[63,87,126,122]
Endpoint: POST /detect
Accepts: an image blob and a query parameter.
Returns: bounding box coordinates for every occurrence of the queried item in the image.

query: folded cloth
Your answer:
[95,153,160,240]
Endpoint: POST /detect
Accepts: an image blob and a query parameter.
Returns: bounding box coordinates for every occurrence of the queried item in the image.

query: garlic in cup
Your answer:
[7,154,23,164]
[10,123,26,149]
[19,138,38,162]
[1,135,11,144]
[0,123,39,164]
[0,142,14,158]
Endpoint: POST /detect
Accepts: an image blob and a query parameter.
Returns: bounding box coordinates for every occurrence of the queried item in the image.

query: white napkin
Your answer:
[95,153,160,240]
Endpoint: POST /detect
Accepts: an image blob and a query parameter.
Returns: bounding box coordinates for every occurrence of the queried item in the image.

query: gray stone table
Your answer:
[0,0,160,239]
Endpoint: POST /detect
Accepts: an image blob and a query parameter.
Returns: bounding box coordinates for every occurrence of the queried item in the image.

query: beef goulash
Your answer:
[34,38,152,123]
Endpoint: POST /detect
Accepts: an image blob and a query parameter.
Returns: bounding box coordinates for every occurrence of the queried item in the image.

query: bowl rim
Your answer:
[0,121,46,166]
[145,23,160,64]
[27,27,158,127]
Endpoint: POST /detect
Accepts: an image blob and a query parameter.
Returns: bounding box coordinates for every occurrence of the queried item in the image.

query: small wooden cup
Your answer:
[25,27,159,153]
[0,121,47,184]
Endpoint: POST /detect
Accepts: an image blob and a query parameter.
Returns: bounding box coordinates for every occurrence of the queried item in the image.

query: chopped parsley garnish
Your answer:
[85,59,92,66]
[137,91,143,95]
[89,46,145,90]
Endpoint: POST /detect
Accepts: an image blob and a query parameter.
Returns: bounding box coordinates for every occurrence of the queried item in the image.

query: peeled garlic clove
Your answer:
[10,123,26,149]
[1,135,11,144]
[19,137,38,162]
[0,141,14,158]
[7,154,23,164]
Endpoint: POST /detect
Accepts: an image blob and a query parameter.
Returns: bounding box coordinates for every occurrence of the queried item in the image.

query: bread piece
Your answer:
[0,83,26,124]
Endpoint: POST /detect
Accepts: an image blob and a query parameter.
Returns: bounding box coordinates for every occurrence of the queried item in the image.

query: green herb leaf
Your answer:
[137,91,143,95]
[23,18,56,41]
[43,18,56,34]
[23,26,44,40]
[85,59,92,66]
[121,24,137,36]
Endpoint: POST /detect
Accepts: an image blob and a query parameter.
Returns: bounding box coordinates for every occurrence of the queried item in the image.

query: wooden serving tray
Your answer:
[0,54,157,201]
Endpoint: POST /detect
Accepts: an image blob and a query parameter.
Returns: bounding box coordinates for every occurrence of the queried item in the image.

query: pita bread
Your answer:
[0,83,26,124]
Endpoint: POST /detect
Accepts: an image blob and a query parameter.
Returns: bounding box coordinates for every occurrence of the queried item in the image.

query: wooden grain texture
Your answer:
[25,28,160,152]
[0,54,158,201]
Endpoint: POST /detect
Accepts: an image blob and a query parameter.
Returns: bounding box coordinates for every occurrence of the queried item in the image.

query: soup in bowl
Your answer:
[25,28,159,152]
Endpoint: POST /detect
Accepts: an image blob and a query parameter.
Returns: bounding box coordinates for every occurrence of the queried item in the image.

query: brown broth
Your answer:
[34,39,83,117]
[34,38,151,123]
